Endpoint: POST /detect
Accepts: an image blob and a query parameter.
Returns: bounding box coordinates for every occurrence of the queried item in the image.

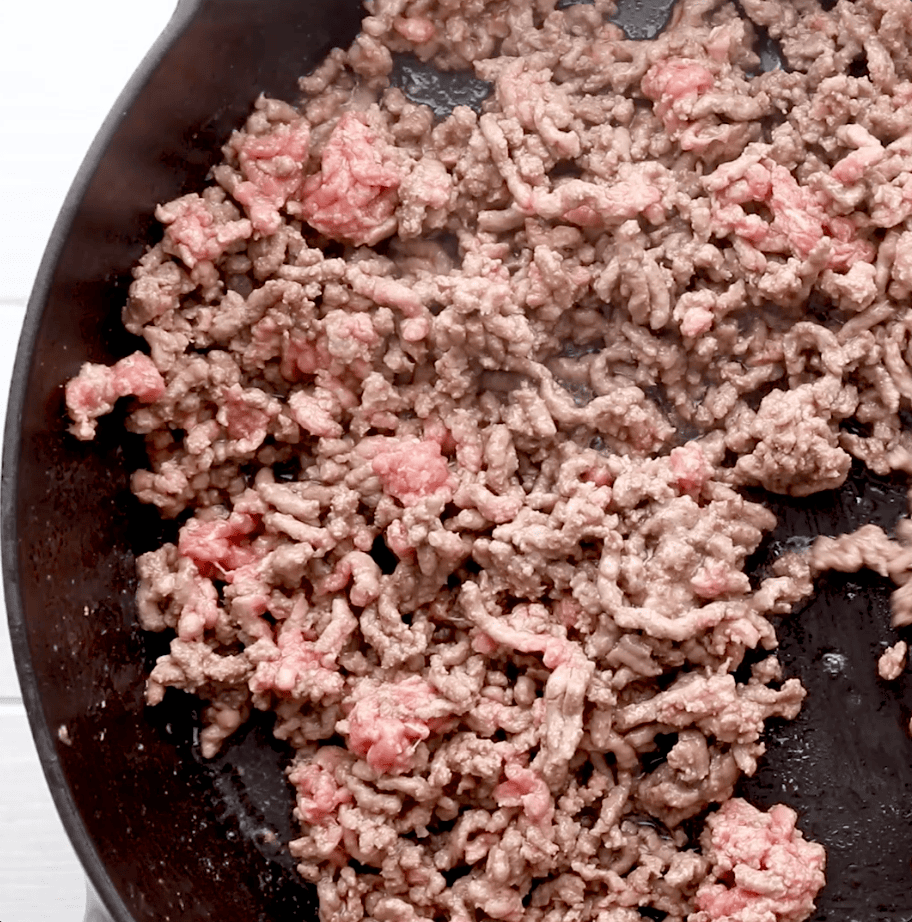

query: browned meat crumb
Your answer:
[63,0,912,918]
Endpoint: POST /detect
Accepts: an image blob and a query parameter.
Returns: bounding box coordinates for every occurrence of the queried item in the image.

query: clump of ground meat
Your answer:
[63,0,912,918]
[692,798,826,922]
[878,640,907,681]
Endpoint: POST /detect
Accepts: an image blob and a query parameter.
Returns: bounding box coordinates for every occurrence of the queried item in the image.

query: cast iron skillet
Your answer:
[4,1,912,920]
[3,2,365,920]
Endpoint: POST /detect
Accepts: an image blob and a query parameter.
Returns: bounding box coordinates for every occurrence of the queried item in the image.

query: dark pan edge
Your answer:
[1,4,200,921]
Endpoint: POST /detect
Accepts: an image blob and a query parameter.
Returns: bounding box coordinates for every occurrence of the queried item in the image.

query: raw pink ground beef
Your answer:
[65,352,165,440]
[341,676,453,773]
[367,437,453,505]
[694,799,825,922]
[64,0,912,918]
[296,112,404,246]
[233,117,311,235]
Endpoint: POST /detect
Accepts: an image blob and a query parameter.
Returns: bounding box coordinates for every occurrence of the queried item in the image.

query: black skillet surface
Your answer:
[3,0,912,920]
[739,464,912,922]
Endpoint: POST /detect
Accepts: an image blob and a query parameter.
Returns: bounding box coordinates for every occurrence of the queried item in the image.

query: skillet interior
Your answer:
[4,1,912,920]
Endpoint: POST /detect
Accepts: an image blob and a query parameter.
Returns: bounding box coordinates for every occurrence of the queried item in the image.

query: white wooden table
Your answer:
[1,4,176,919]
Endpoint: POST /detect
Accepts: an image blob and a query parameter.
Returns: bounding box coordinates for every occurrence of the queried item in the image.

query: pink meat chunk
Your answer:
[281,334,334,379]
[177,511,259,577]
[349,272,423,318]
[708,157,874,271]
[367,437,454,506]
[493,763,554,824]
[289,748,354,826]
[669,443,712,495]
[680,305,715,338]
[156,192,252,269]
[342,676,452,774]
[250,630,340,699]
[64,365,117,441]
[65,352,165,440]
[112,353,167,403]
[287,390,344,439]
[233,119,311,235]
[830,144,885,185]
[878,640,907,681]
[393,15,436,43]
[217,384,279,451]
[829,124,885,186]
[470,619,570,670]
[297,114,403,246]
[693,798,825,922]
[642,58,715,134]
[317,551,381,607]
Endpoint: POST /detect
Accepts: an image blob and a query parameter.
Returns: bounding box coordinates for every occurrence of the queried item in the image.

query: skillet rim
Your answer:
[1,3,201,920]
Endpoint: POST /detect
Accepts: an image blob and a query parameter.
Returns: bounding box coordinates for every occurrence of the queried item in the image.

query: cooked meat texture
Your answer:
[63,0,912,918]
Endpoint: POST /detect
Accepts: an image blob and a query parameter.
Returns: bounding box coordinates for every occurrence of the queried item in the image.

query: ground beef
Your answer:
[692,798,826,922]
[63,0,912,918]
[878,639,907,681]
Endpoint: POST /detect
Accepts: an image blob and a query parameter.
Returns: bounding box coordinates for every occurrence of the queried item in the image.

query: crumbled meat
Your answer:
[878,640,907,681]
[339,676,453,773]
[156,189,252,270]
[727,378,857,497]
[691,798,825,922]
[226,104,312,236]
[65,0,912,918]
[809,522,912,629]
[296,112,404,245]
[65,352,165,439]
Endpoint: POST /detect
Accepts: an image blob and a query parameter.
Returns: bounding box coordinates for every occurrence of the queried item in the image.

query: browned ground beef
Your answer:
[64,0,912,919]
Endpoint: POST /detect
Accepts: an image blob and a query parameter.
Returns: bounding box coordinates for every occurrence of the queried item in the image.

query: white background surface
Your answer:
[1,3,178,919]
